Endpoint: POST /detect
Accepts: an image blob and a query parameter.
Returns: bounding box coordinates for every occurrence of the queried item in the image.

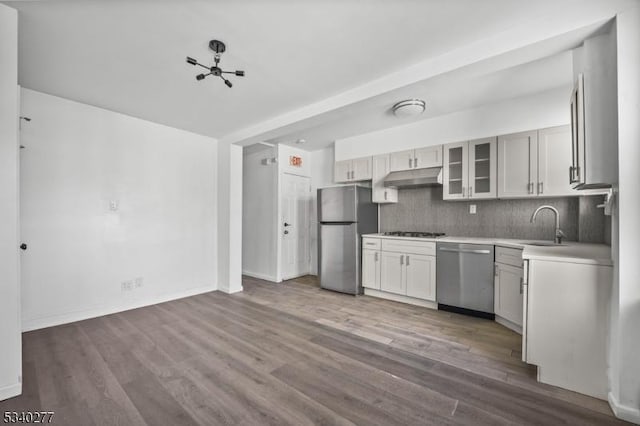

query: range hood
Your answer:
[383,167,443,188]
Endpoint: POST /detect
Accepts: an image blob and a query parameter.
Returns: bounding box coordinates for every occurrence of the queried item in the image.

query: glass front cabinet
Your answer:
[443,137,497,200]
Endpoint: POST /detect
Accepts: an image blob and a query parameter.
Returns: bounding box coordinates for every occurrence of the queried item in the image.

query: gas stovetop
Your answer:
[383,231,446,238]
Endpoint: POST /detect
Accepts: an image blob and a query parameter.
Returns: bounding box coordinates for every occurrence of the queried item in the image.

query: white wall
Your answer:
[217,142,243,293]
[19,89,218,331]
[0,4,21,401]
[609,6,640,423]
[310,145,335,275]
[334,88,570,161]
[242,146,278,281]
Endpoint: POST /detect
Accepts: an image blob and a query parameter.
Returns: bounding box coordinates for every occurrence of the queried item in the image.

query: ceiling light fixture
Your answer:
[392,99,426,118]
[186,39,245,88]
[295,139,306,144]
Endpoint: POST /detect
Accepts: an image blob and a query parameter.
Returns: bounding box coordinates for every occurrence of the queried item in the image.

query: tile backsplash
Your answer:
[379,187,609,243]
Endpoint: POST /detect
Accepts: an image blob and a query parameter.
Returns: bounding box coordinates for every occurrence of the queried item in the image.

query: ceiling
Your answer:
[5,0,633,149]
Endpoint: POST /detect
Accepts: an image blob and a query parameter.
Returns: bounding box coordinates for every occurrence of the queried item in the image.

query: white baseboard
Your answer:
[0,382,21,402]
[242,270,278,282]
[495,315,523,335]
[363,288,437,309]
[22,285,218,332]
[609,392,640,424]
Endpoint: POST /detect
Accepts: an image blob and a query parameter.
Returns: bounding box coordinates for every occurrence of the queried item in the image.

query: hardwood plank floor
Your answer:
[0,275,627,425]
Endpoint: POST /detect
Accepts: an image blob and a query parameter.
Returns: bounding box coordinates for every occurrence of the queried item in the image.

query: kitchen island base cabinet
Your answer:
[523,259,611,400]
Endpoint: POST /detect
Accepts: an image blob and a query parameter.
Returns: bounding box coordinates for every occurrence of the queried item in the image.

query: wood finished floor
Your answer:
[0,275,627,425]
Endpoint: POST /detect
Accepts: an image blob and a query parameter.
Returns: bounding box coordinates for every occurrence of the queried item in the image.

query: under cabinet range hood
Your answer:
[383,167,443,188]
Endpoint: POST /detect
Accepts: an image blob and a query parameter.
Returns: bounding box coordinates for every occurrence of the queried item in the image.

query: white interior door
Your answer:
[281,173,311,280]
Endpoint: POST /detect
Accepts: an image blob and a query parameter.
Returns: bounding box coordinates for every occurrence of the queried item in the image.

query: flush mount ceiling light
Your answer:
[392,99,426,118]
[295,139,306,145]
[186,40,245,88]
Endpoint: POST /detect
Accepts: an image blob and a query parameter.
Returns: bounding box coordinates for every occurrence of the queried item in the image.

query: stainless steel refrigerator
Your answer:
[318,185,378,294]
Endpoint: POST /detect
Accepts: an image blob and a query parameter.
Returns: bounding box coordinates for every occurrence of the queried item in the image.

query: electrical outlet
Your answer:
[121,281,133,292]
[109,200,119,212]
[470,204,477,214]
[134,277,144,288]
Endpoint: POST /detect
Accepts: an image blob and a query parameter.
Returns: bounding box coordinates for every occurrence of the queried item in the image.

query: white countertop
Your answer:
[362,234,612,266]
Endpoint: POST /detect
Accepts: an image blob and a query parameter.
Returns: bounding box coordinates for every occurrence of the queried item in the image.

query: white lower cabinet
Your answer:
[363,237,436,302]
[362,249,381,290]
[380,252,405,295]
[494,263,523,329]
[405,254,436,301]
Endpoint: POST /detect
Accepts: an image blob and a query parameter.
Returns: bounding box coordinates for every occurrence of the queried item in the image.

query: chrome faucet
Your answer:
[530,205,566,244]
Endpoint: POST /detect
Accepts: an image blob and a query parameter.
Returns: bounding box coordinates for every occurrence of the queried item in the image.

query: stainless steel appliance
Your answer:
[436,242,495,318]
[383,167,442,189]
[318,185,378,294]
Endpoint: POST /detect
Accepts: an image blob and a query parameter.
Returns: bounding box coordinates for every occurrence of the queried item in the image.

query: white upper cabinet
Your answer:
[443,138,496,200]
[389,146,442,172]
[498,127,578,198]
[498,131,538,198]
[443,142,469,200]
[334,157,372,183]
[570,26,618,189]
[538,125,578,197]
[414,146,442,169]
[372,154,398,204]
[334,160,352,183]
[389,149,415,172]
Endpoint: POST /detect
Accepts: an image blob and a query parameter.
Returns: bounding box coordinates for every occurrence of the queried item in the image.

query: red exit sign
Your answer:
[289,156,303,167]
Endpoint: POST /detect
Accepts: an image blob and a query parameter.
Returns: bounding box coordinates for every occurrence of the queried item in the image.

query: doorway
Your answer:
[280,172,311,280]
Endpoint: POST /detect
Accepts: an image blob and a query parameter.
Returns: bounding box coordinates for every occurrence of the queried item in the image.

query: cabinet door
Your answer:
[362,249,381,290]
[413,146,442,169]
[389,150,415,172]
[469,137,497,199]
[351,156,372,181]
[495,263,524,327]
[405,254,436,301]
[380,252,405,295]
[442,142,469,200]
[372,155,398,203]
[334,160,352,183]
[497,131,538,198]
[538,125,578,197]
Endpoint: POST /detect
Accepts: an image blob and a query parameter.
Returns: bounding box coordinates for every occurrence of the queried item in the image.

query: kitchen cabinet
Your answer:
[494,262,523,332]
[570,25,618,189]
[498,126,577,198]
[538,126,578,196]
[362,248,381,290]
[371,154,398,203]
[389,146,442,172]
[334,156,372,183]
[405,253,436,301]
[379,239,436,301]
[380,251,405,295]
[522,256,612,399]
[497,130,538,198]
[443,137,496,200]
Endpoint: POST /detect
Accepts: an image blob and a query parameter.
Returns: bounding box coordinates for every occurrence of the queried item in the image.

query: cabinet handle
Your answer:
[520,277,524,294]
[494,264,499,277]
[529,182,535,194]
[400,255,404,265]
[374,252,379,262]
[406,255,410,266]
[469,186,473,196]
[384,191,387,201]
[569,166,574,183]
[539,182,544,194]
[462,187,466,197]
[409,158,412,168]
[414,158,418,168]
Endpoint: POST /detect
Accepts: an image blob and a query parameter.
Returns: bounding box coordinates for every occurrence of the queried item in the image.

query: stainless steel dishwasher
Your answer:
[436,242,495,319]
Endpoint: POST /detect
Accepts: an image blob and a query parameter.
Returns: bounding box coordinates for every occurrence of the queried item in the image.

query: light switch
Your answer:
[109,200,119,212]
[469,204,477,214]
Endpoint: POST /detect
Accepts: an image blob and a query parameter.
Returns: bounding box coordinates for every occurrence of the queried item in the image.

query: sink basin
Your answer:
[524,242,567,247]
